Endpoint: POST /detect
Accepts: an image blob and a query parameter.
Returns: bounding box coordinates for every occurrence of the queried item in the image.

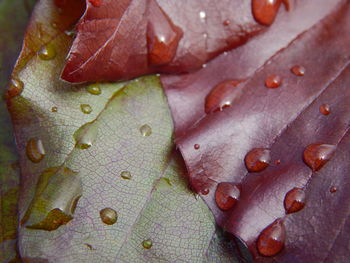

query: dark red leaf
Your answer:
[162,0,350,261]
[61,0,273,83]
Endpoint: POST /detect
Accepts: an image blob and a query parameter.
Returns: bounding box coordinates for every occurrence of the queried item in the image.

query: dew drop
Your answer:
[245,148,271,172]
[86,84,101,95]
[284,187,305,214]
[147,1,183,66]
[80,104,92,114]
[252,0,282,26]
[319,104,330,116]
[38,44,56,60]
[205,79,243,114]
[142,239,153,249]
[200,188,210,195]
[7,78,24,98]
[51,106,58,112]
[100,208,117,225]
[120,171,132,180]
[330,186,337,193]
[265,74,282,88]
[140,124,152,137]
[74,121,98,149]
[223,19,230,26]
[257,218,285,257]
[291,65,305,76]
[215,182,240,211]
[26,138,45,163]
[88,0,102,7]
[303,144,336,171]
[194,144,200,150]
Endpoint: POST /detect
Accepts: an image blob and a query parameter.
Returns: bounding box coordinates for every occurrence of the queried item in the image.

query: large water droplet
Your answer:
[38,44,56,60]
[245,148,271,172]
[26,138,45,163]
[215,182,240,211]
[86,84,101,95]
[100,208,117,225]
[252,0,282,26]
[80,104,92,114]
[140,124,152,137]
[319,104,330,115]
[120,171,132,180]
[291,65,305,76]
[303,144,336,171]
[7,78,24,98]
[147,0,183,66]
[265,74,282,88]
[205,79,243,114]
[284,187,305,214]
[88,0,102,7]
[74,121,98,149]
[257,219,285,257]
[142,239,153,249]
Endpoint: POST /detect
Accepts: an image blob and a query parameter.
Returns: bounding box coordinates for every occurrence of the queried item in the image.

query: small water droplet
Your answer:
[245,148,271,172]
[265,74,282,88]
[205,79,243,114]
[223,19,230,26]
[200,188,210,195]
[330,186,337,193]
[80,104,92,114]
[86,84,101,95]
[215,182,240,211]
[257,218,285,257]
[100,208,117,225]
[147,1,183,66]
[199,11,206,21]
[120,171,132,180]
[320,104,330,115]
[51,106,58,112]
[142,239,153,249]
[275,159,281,165]
[88,0,102,7]
[291,65,305,76]
[140,124,152,137]
[74,121,98,149]
[303,144,336,171]
[252,0,282,26]
[26,138,45,163]
[38,44,56,60]
[7,78,24,98]
[202,64,207,68]
[194,144,200,150]
[284,187,305,214]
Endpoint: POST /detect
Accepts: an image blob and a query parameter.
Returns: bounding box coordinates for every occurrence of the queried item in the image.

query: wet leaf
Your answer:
[6,0,236,261]
[164,1,350,261]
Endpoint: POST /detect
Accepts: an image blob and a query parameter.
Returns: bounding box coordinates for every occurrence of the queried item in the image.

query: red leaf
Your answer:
[61,0,272,83]
[162,0,350,261]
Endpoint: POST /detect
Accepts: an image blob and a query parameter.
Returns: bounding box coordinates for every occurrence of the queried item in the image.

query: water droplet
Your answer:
[303,144,336,171]
[26,208,72,231]
[199,11,206,21]
[284,187,305,214]
[38,44,56,60]
[88,0,102,7]
[252,0,282,26]
[245,148,271,172]
[80,104,92,114]
[147,1,183,66]
[265,74,282,88]
[291,65,305,76]
[140,124,152,137]
[26,138,45,163]
[205,79,243,114]
[74,121,98,149]
[275,159,281,165]
[215,182,240,211]
[194,144,200,150]
[51,106,58,112]
[86,84,101,95]
[120,171,132,180]
[142,239,153,249]
[330,186,337,193]
[7,78,24,98]
[223,19,230,26]
[200,188,210,195]
[320,104,330,115]
[202,64,207,68]
[257,219,285,257]
[100,208,117,225]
